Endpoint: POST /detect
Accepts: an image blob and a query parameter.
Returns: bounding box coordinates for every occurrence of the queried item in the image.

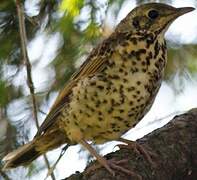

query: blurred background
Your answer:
[0,0,197,179]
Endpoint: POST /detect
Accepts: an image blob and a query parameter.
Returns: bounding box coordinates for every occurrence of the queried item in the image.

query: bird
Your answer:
[3,2,194,176]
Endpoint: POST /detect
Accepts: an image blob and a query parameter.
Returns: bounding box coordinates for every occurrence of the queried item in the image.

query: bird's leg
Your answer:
[79,139,114,175]
[79,139,141,178]
[118,137,156,167]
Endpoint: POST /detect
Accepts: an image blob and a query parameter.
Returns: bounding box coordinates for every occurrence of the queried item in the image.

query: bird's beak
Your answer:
[174,6,195,17]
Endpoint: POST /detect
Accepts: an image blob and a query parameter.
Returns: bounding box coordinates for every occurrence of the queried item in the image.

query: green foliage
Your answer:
[84,22,101,39]
[60,0,84,16]
[0,80,8,106]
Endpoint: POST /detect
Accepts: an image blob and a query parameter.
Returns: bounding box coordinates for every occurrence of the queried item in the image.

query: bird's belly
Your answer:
[60,72,157,144]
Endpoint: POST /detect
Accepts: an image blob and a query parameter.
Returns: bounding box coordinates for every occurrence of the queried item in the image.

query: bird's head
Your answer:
[116,3,194,36]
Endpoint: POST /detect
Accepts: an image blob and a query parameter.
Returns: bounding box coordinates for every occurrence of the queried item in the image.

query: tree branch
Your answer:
[64,108,197,180]
[15,1,56,179]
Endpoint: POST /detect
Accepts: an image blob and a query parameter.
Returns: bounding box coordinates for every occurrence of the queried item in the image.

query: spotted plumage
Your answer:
[3,3,194,176]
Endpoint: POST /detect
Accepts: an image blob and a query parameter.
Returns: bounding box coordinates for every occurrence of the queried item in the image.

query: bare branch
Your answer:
[0,168,11,180]
[15,1,56,179]
[65,108,197,180]
[45,145,70,180]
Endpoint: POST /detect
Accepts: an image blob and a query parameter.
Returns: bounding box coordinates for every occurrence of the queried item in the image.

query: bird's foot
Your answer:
[85,158,142,179]
[118,138,157,168]
[80,139,141,178]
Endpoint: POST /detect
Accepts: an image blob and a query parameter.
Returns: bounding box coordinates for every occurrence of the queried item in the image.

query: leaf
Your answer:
[59,0,84,17]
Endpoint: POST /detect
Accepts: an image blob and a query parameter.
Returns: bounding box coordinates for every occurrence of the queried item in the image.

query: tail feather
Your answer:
[2,141,40,170]
[2,129,68,170]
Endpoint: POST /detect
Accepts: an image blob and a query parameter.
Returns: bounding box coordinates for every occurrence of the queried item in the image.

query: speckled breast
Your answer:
[60,33,167,144]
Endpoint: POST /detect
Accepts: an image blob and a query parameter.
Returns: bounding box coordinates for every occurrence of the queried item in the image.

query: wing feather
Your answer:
[36,34,119,136]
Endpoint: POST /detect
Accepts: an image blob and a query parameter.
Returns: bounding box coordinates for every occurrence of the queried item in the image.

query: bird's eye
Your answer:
[148,10,159,19]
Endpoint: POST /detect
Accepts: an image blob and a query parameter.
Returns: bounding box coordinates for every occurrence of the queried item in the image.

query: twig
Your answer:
[39,109,47,115]
[135,110,186,131]
[15,1,56,179]
[45,145,70,180]
[0,168,10,180]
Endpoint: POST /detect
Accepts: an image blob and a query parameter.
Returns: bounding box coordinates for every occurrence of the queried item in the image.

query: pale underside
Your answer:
[57,34,167,144]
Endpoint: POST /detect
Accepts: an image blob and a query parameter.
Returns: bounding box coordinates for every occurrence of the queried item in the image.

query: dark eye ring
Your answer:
[148,10,159,19]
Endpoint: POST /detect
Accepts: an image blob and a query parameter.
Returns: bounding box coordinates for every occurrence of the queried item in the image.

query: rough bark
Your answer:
[64,108,197,180]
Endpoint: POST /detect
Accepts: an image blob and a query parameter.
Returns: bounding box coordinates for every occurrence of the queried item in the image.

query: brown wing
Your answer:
[36,33,119,136]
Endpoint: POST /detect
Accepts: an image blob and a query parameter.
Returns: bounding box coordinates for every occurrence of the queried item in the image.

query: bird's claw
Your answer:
[117,141,157,168]
[85,158,142,179]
